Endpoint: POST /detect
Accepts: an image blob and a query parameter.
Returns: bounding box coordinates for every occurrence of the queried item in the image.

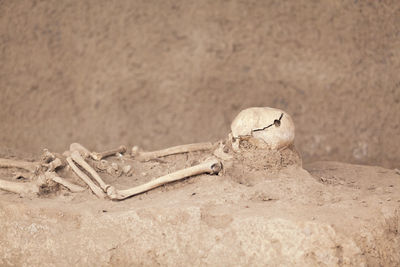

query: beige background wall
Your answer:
[0,0,399,167]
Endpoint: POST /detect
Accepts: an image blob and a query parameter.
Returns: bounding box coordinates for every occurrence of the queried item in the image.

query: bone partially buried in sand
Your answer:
[230,107,295,150]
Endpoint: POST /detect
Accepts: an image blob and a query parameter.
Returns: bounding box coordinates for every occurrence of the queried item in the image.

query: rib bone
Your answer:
[90,145,127,161]
[106,157,222,200]
[0,158,39,172]
[66,156,106,198]
[132,142,214,162]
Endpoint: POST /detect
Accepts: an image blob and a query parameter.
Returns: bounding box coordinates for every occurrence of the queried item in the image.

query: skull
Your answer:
[230,107,295,150]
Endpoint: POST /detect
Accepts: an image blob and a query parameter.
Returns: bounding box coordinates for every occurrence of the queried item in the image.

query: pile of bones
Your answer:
[0,107,296,201]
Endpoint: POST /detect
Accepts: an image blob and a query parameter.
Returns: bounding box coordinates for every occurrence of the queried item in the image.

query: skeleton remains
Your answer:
[0,107,299,201]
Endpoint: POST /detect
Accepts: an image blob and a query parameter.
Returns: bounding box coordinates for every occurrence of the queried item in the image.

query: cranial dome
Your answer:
[230,107,295,150]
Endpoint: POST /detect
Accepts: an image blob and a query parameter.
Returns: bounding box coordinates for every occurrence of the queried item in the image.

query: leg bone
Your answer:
[107,157,222,200]
[0,179,39,195]
[132,142,214,162]
[90,145,127,161]
[66,157,106,199]
[0,158,39,172]
[70,151,109,191]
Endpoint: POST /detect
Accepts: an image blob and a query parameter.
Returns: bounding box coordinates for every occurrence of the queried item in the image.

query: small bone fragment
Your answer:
[66,157,106,198]
[70,151,108,192]
[90,145,127,161]
[106,157,222,200]
[213,143,233,161]
[229,133,240,153]
[69,143,91,158]
[42,149,56,163]
[132,142,214,162]
[0,179,39,195]
[46,158,63,172]
[93,159,108,172]
[111,163,119,171]
[122,165,132,176]
[99,160,108,170]
[45,172,85,192]
[106,166,114,175]
[0,158,39,172]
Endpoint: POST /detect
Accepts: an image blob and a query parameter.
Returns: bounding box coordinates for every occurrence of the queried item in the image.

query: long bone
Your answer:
[132,142,214,162]
[0,179,39,195]
[45,172,85,193]
[68,143,91,158]
[0,171,87,196]
[70,151,109,191]
[0,158,40,195]
[66,156,106,198]
[106,157,222,200]
[0,155,81,195]
[0,158,39,172]
[90,145,127,161]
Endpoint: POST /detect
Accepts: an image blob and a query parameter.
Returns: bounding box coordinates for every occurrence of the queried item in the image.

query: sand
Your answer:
[0,144,399,266]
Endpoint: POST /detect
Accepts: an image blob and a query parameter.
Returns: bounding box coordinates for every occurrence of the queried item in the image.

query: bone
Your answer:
[122,165,132,176]
[66,156,106,199]
[46,158,63,172]
[231,107,295,150]
[45,172,85,193]
[41,149,56,163]
[132,142,214,162]
[69,143,91,158]
[0,179,39,195]
[213,143,233,161]
[106,157,222,200]
[70,151,109,191]
[90,145,127,161]
[0,158,39,172]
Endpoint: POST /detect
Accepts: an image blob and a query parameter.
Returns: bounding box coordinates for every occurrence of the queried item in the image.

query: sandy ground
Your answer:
[0,144,399,266]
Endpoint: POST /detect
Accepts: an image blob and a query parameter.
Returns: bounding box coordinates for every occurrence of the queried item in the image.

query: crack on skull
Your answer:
[233,113,285,140]
[251,113,284,133]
